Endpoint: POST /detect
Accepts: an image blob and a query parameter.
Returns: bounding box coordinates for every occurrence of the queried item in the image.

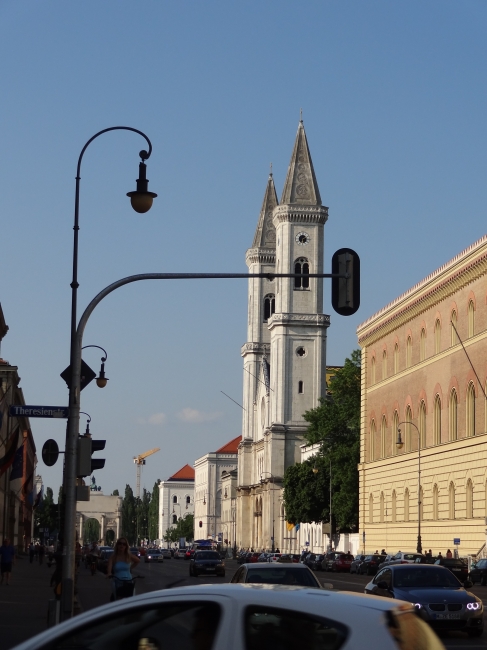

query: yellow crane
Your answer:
[133,447,160,499]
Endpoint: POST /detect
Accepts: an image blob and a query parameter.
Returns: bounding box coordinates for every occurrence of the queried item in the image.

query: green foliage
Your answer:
[283,350,361,532]
[163,514,194,544]
[148,480,160,541]
[84,518,100,543]
[112,489,119,496]
[121,484,136,544]
[36,487,57,532]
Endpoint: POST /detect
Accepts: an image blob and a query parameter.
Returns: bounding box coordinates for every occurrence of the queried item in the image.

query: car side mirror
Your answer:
[464,580,473,588]
[377,581,390,590]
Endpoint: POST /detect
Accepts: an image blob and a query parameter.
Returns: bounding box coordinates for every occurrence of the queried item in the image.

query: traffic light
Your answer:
[331,248,360,316]
[77,436,106,477]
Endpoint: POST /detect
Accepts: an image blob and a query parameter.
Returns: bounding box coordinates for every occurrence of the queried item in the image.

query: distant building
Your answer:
[158,464,194,543]
[194,436,241,541]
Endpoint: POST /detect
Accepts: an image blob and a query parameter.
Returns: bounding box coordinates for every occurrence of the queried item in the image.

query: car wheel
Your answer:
[467,628,483,638]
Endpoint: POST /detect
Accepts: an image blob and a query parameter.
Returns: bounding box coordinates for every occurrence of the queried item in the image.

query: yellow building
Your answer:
[357,236,487,557]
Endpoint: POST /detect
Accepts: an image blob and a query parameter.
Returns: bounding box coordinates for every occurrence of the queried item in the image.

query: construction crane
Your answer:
[133,447,160,499]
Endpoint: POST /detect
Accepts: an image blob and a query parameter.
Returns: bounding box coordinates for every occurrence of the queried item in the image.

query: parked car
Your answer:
[144,549,162,563]
[98,549,114,574]
[160,548,172,559]
[469,558,487,585]
[303,553,325,571]
[248,552,261,563]
[9,584,444,650]
[184,549,195,561]
[379,551,423,570]
[365,564,483,637]
[130,547,140,557]
[267,553,282,563]
[329,553,354,573]
[173,548,183,559]
[277,554,294,563]
[189,550,225,577]
[231,563,322,588]
[359,554,387,576]
[257,552,269,562]
[350,554,366,574]
[434,558,469,583]
[322,552,349,571]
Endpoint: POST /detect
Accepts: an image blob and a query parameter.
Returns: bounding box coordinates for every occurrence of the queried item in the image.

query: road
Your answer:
[78,557,487,649]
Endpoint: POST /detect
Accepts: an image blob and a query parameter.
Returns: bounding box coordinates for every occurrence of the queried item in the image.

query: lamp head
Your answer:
[312,466,319,474]
[396,428,404,449]
[96,361,108,388]
[127,155,157,213]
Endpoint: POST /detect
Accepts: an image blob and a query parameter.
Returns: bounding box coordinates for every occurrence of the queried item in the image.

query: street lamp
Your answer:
[81,345,109,388]
[396,421,422,554]
[62,127,156,621]
[260,472,276,553]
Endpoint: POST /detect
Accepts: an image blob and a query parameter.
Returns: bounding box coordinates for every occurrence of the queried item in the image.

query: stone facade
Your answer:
[357,235,487,556]
[76,492,122,544]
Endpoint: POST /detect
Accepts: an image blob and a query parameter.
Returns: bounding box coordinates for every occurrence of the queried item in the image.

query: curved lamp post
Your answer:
[260,472,276,552]
[396,421,422,554]
[82,345,109,388]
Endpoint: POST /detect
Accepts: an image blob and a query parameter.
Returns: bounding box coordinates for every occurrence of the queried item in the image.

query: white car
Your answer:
[267,553,282,563]
[159,548,172,559]
[11,584,445,650]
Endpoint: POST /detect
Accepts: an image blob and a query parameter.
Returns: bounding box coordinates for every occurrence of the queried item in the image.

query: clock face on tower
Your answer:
[295,232,310,245]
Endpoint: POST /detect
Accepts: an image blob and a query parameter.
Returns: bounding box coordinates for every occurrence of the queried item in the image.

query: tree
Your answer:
[163,514,194,544]
[148,480,160,541]
[84,518,100,543]
[121,484,136,544]
[283,350,361,531]
[112,489,119,496]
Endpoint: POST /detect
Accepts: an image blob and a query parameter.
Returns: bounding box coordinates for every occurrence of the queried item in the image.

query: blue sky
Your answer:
[1,1,486,498]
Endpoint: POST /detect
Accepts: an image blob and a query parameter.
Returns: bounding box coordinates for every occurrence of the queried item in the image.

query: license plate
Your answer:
[436,613,461,620]
[206,567,214,571]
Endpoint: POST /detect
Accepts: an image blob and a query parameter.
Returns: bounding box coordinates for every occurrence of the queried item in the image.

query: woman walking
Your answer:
[106,537,139,600]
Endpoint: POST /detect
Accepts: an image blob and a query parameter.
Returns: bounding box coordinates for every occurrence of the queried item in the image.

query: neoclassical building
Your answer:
[237,120,329,551]
[158,464,194,542]
[357,235,487,556]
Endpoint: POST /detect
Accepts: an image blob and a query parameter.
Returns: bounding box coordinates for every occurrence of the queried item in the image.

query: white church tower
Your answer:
[237,120,329,552]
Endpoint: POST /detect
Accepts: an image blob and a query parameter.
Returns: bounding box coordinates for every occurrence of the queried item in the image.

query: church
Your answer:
[236,120,330,552]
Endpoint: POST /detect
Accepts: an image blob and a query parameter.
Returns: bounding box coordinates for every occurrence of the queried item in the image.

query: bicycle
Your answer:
[109,574,144,601]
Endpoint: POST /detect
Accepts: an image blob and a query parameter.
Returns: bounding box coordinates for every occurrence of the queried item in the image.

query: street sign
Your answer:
[42,439,60,467]
[9,405,68,418]
[453,538,460,545]
[305,541,310,546]
[60,359,96,392]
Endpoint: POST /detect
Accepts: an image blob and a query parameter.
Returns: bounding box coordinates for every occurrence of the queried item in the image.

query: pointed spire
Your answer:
[251,170,278,248]
[280,121,321,206]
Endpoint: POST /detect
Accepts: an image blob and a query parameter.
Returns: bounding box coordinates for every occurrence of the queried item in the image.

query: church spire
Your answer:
[280,120,321,206]
[251,170,278,248]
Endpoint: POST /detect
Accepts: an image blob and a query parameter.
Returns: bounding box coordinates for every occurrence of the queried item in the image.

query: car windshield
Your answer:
[403,554,422,561]
[393,567,462,588]
[246,567,319,587]
[195,551,220,560]
[440,559,466,567]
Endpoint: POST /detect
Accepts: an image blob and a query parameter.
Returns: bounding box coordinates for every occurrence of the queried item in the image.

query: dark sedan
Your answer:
[434,558,468,583]
[365,564,483,637]
[350,554,365,574]
[304,553,325,571]
[359,554,387,575]
[469,558,487,585]
[189,550,225,577]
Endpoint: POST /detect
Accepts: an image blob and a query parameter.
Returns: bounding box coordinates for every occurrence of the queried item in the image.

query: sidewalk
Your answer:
[0,555,53,650]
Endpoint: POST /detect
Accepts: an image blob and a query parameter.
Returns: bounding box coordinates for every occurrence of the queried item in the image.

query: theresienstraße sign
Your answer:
[9,405,69,418]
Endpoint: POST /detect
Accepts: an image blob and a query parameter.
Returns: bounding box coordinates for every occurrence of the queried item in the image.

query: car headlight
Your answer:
[411,603,423,610]
[467,602,482,611]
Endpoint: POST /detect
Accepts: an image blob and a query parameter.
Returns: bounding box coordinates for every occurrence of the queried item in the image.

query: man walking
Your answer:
[0,539,15,585]
[28,542,35,564]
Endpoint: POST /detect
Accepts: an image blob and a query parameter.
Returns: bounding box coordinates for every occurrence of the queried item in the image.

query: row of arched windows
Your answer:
[370,300,477,384]
[369,382,478,461]
[369,479,476,523]
[172,495,192,505]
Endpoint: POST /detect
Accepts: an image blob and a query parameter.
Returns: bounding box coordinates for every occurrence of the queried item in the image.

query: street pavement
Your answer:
[4,554,487,649]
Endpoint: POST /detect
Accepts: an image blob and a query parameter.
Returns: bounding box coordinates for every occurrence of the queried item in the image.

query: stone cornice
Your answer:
[272,204,328,226]
[268,313,330,330]
[241,342,270,357]
[245,248,276,267]
[357,235,487,346]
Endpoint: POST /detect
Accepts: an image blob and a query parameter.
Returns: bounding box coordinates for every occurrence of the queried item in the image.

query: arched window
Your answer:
[394,344,399,374]
[433,484,439,520]
[434,319,441,354]
[404,489,409,522]
[263,294,275,321]
[370,420,376,462]
[382,350,387,380]
[466,479,473,518]
[406,336,412,368]
[420,328,426,361]
[186,495,191,505]
[449,389,458,441]
[467,382,476,437]
[380,492,384,523]
[468,300,475,338]
[434,395,441,445]
[392,490,396,523]
[298,380,304,394]
[451,311,458,346]
[172,514,177,524]
[369,494,374,523]
[381,416,387,458]
[294,258,309,290]
[173,495,178,504]
[419,400,426,448]
[419,486,423,521]
[392,411,399,456]
[371,357,376,385]
[405,405,412,452]
[449,482,455,519]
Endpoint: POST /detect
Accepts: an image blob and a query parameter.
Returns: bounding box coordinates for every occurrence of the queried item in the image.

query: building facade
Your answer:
[237,121,329,551]
[158,464,194,542]
[193,436,240,541]
[357,235,487,556]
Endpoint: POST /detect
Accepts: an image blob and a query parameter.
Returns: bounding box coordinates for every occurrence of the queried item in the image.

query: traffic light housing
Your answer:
[77,436,106,477]
[331,248,360,316]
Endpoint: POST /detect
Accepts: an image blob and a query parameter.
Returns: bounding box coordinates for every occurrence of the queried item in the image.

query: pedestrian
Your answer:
[38,543,45,565]
[0,538,15,585]
[106,537,139,601]
[437,552,443,559]
[374,549,379,554]
[28,542,35,564]
[380,549,386,555]
[446,549,453,558]
[426,549,432,558]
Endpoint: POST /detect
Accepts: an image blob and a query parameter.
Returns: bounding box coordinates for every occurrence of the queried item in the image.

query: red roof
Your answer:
[168,464,195,481]
[215,435,242,454]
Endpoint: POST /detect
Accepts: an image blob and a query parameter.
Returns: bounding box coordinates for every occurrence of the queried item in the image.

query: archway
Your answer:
[84,518,100,543]
[105,529,115,546]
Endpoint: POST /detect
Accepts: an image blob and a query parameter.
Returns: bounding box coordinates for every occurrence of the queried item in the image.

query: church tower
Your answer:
[237,121,329,553]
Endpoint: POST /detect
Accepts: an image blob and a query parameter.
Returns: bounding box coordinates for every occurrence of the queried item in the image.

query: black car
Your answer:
[359,554,386,575]
[434,558,469,583]
[189,550,225,577]
[304,553,325,571]
[350,554,365,574]
[469,558,487,585]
